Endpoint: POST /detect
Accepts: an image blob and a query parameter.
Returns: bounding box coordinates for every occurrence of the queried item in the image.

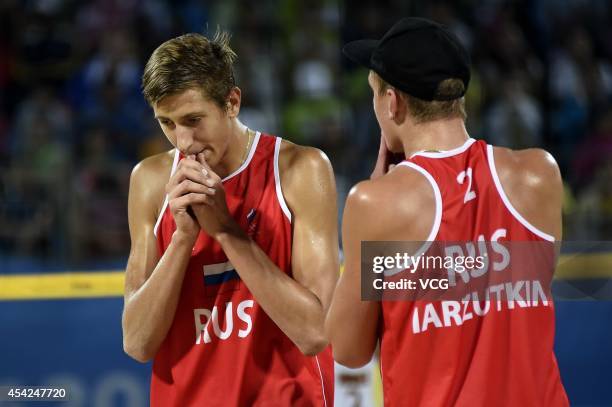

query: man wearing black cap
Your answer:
[326,18,569,406]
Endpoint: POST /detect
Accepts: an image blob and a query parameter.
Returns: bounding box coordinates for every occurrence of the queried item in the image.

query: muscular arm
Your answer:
[325,167,434,367]
[215,144,339,355]
[121,153,197,362]
[325,182,381,367]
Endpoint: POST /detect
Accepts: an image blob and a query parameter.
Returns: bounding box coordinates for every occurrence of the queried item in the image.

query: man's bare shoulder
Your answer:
[492,146,563,239]
[277,140,335,204]
[129,149,175,220]
[492,146,561,188]
[349,166,430,208]
[277,139,332,178]
[492,146,563,207]
[131,149,175,181]
[345,165,435,241]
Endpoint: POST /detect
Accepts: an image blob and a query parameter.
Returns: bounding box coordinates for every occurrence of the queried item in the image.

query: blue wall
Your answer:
[0,297,610,406]
[0,298,150,406]
[555,301,612,406]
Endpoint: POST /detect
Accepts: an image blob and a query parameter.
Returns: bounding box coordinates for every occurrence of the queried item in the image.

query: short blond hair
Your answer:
[372,72,467,123]
[142,31,237,109]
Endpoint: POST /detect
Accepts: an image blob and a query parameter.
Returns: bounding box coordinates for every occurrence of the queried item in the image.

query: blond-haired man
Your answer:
[326,18,568,406]
[121,32,337,406]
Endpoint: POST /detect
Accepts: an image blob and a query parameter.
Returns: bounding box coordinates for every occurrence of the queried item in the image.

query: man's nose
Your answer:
[175,126,194,152]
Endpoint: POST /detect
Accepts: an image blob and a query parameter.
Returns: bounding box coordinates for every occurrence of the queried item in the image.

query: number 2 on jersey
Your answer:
[457,167,476,203]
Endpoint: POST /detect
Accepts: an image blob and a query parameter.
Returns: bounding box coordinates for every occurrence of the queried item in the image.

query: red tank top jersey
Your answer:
[151,133,333,406]
[379,138,568,406]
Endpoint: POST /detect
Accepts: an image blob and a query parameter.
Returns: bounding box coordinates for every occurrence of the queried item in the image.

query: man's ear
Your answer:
[386,88,407,124]
[226,86,242,118]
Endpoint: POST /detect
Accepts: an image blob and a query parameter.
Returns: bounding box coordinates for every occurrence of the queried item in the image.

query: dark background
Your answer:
[1,0,611,269]
[0,0,610,405]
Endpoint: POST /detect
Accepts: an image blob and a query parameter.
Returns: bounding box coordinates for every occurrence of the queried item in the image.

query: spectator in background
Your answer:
[484,72,542,149]
[70,126,131,262]
[0,167,55,257]
[2,88,70,260]
[574,161,612,239]
[572,108,612,187]
[550,26,612,166]
[11,87,72,157]
[1,0,612,268]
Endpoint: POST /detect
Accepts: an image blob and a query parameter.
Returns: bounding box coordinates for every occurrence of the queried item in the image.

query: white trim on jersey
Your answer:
[223,131,261,182]
[410,137,476,159]
[384,162,443,277]
[486,145,555,242]
[315,355,328,407]
[153,149,180,237]
[274,137,292,223]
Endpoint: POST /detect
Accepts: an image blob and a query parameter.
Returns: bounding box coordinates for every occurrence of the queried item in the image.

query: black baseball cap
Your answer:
[343,17,470,101]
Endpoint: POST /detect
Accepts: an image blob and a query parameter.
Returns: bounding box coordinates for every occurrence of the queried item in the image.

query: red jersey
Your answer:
[379,139,568,406]
[152,132,334,406]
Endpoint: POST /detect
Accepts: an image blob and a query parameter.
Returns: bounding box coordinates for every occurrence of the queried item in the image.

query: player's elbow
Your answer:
[296,332,329,356]
[332,347,372,369]
[123,337,155,363]
[326,318,374,367]
[329,328,374,368]
[123,343,154,363]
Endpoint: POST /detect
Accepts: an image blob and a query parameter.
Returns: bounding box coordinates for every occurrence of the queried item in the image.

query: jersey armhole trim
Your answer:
[153,149,180,237]
[396,161,442,241]
[314,355,328,407]
[386,162,442,277]
[274,137,292,223]
[486,145,555,242]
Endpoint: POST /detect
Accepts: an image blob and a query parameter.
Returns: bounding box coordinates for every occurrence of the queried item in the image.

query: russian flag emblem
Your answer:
[203,261,241,296]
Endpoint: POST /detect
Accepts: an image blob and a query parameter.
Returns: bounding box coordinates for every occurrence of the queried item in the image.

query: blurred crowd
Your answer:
[0,0,611,271]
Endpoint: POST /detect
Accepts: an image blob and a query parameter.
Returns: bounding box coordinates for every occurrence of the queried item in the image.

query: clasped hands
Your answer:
[166,153,239,241]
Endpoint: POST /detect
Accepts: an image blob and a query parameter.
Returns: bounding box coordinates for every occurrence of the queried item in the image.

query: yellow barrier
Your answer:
[0,253,610,300]
[555,253,612,280]
[0,271,124,300]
